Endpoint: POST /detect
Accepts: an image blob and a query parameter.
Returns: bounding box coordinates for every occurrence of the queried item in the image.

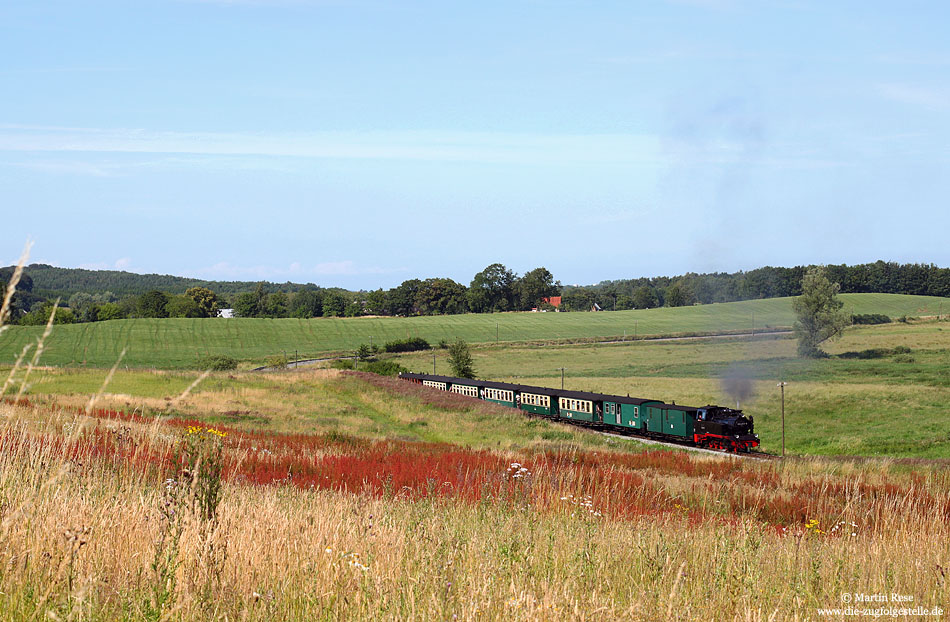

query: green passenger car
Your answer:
[517,388,558,416]
[555,390,601,423]
[603,397,662,430]
[479,382,517,408]
[657,404,698,439]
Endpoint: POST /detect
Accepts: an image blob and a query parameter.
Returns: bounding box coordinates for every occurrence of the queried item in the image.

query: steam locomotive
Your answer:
[399,372,760,452]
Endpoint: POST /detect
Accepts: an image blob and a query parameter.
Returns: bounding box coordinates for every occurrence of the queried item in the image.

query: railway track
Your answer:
[599,429,780,460]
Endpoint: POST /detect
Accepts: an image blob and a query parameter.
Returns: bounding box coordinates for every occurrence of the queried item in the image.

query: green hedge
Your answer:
[383,337,431,353]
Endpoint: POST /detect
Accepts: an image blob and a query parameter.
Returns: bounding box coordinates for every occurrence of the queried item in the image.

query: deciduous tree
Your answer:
[415,278,468,315]
[632,286,657,310]
[448,339,476,379]
[138,290,169,318]
[290,289,323,318]
[185,287,221,318]
[515,267,560,310]
[468,263,516,313]
[665,282,692,307]
[793,266,850,358]
[322,291,346,317]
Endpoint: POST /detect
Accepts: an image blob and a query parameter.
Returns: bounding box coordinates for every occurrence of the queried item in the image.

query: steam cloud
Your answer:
[720,363,756,409]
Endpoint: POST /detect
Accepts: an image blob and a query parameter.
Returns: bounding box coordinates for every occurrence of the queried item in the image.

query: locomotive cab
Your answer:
[693,406,760,452]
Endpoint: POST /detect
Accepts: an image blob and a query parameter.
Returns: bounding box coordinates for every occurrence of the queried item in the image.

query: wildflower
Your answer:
[507,463,531,479]
[325,547,333,554]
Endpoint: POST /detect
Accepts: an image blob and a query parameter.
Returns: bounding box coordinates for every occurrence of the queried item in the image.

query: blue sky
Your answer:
[2,0,948,289]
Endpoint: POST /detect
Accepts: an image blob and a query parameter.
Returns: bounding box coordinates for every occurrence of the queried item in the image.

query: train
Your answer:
[398,372,760,452]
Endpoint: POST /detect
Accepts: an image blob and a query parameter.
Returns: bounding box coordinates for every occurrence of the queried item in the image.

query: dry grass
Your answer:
[1,252,948,620]
[0,399,947,621]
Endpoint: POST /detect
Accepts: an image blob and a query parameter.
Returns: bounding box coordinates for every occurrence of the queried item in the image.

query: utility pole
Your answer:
[777,382,787,457]
[557,367,566,390]
[432,352,436,375]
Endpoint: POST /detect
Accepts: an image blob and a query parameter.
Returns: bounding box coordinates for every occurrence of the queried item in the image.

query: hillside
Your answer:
[7,264,320,298]
[0,293,946,369]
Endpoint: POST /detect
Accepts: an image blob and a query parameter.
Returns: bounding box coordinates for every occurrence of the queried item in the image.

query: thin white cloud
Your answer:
[877,83,950,110]
[8,160,115,177]
[0,123,839,169]
[0,66,130,76]
[0,123,661,166]
[874,53,950,67]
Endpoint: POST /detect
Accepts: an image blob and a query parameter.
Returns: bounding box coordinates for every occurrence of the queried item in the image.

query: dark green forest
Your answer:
[2,260,949,325]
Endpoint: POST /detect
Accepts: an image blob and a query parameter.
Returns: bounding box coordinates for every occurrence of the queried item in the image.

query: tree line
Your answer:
[0,264,560,323]
[3,260,949,325]
[5,264,324,299]
[561,261,950,311]
[229,265,560,319]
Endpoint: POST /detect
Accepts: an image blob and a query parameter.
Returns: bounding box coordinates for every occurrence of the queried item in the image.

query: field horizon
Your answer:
[1,292,947,369]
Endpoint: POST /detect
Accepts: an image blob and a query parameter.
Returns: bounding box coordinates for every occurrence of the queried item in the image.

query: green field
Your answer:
[13,316,950,458]
[390,319,950,458]
[1,293,946,369]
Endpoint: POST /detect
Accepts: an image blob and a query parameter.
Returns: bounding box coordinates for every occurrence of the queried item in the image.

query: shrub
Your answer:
[265,355,288,369]
[197,355,238,371]
[838,348,891,360]
[852,313,891,325]
[356,344,378,361]
[838,346,914,360]
[383,337,431,353]
[333,358,408,376]
[363,360,409,376]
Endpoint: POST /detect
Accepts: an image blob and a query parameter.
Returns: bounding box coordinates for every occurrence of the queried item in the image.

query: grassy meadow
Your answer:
[0,293,946,369]
[2,289,949,619]
[0,388,947,620]
[7,314,950,458]
[390,318,950,458]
